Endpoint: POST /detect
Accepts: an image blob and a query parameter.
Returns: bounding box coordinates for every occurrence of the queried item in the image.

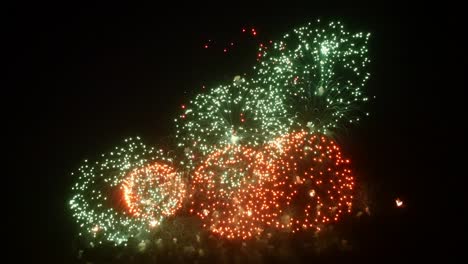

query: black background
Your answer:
[7,2,460,262]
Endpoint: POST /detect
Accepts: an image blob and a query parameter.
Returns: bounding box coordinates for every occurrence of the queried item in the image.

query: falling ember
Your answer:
[395,198,403,207]
[92,225,99,233]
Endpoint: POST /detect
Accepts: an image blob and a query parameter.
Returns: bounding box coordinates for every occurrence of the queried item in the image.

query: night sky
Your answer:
[9,3,456,263]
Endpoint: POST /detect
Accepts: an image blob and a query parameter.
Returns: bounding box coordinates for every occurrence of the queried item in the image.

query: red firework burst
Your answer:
[189,145,280,239]
[260,131,355,233]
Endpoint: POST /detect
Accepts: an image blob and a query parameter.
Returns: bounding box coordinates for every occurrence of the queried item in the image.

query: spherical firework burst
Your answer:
[122,161,186,229]
[69,137,184,245]
[255,20,371,134]
[189,145,279,239]
[175,79,292,169]
[261,131,354,232]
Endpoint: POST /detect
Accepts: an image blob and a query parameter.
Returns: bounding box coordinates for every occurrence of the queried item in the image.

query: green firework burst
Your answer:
[255,20,371,135]
[69,137,183,245]
[175,78,292,169]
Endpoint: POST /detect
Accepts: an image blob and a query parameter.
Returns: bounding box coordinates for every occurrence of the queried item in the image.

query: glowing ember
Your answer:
[395,198,403,207]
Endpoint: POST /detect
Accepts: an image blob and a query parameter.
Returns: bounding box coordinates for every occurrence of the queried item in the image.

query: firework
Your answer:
[69,137,184,245]
[254,20,371,134]
[175,79,292,169]
[189,145,279,239]
[189,145,259,202]
[122,161,186,228]
[260,131,355,232]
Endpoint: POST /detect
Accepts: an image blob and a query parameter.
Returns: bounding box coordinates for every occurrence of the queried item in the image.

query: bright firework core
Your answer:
[230,133,241,144]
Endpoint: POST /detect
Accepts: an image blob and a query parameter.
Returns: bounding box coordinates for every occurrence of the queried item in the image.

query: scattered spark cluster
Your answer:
[202,27,261,54]
[69,137,185,245]
[201,27,278,63]
[260,131,355,232]
[255,20,371,134]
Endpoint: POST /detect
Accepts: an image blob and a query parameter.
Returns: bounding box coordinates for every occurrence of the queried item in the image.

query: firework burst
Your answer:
[69,137,185,245]
[260,131,355,232]
[188,145,280,239]
[175,79,292,170]
[255,20,371,134]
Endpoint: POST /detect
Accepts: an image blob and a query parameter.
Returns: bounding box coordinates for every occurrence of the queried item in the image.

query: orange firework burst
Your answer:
[260,130,355,232]
[189,145,279,239]
[122,161,186,228]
